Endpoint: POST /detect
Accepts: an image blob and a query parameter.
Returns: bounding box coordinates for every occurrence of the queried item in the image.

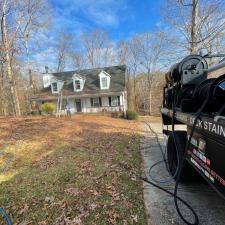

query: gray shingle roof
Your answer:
[31,65,126,100]
[51,65,126,94]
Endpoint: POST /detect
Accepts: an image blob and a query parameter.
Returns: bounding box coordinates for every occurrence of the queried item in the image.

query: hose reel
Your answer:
[163,54,225,116]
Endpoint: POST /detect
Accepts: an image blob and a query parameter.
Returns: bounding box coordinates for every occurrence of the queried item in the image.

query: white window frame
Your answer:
[52,82,58,93]
[93,98,100,107]
[99,71,111,90]
[101,77,107,88]
[74,79,81,91]
[72,74,85,92]
[111,96,119,107]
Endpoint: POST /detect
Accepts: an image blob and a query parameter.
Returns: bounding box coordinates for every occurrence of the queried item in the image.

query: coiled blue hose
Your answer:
[0,208,13,225]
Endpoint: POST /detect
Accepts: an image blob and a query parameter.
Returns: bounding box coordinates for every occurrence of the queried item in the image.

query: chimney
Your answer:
[45,66,49,74]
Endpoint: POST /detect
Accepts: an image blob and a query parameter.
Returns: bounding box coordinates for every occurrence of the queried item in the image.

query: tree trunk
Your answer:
[149,84,152,115]
[146,68,154,115]
[25,37,36,94]
[2,11,21,116]
[191,0,198,53]
[0,66,7,116]
[6,53,21,116]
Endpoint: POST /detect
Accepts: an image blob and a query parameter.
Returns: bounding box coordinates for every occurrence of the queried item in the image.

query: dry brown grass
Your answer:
[0,115,147,225]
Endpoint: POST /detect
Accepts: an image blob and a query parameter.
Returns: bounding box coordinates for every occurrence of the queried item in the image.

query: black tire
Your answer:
[167,131,198,182]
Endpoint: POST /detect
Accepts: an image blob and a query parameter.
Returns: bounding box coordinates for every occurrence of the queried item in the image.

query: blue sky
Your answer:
[31,0,165,72]
[50,0,164,41]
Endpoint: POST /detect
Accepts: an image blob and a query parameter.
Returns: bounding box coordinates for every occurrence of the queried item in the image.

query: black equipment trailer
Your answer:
[148,54,225,225]
[161,107,225,199]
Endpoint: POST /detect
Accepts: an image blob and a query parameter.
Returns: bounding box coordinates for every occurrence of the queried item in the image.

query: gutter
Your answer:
[30,91,125,101]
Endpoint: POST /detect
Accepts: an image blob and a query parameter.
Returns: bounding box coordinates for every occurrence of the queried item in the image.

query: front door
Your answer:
[75,99,82,112]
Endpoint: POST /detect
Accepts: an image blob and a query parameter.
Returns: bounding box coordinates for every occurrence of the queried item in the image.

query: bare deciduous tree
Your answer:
[138,32,166,114]
[69,50,86,70]
[126,36,141,111]
[0,0,50,116]
[21,0,50,92]
[56,33,73,72]
[117,40,128,65]
[164,0,225,55]
[81,29,111,68]
[0,0,23,116]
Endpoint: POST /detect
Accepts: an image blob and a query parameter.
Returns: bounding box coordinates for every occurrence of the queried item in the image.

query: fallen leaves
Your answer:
[65,188,80,197]
[131,214,138,223]
[55,213,82,225]
[45,196,55,204]
[0,115,146,225]
[17,221,32,225]
[89,203,98,211]
[18,204,29,215]
[107,208,121,224]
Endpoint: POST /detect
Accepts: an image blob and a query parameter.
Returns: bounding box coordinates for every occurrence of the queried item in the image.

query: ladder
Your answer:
[56,83,64,117]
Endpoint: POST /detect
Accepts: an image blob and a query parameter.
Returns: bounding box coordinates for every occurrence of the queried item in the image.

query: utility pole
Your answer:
[191,0,198,53]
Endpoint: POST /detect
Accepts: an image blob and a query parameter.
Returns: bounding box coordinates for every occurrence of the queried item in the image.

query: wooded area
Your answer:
[0,0,225,116]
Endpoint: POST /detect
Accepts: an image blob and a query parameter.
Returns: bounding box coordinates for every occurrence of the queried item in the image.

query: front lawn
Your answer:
[0,115,147,225]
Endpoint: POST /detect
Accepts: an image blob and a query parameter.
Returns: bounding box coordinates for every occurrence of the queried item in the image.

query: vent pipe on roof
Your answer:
[45,66,49,74]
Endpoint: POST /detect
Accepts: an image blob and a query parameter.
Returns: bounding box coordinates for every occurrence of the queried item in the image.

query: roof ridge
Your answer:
[51,64,126,75]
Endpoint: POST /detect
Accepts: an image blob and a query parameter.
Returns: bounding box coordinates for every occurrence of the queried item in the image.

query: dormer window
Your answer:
[43,74,54,88]
[72,74,85,92]
[99,71,111,90]
[102,77,107,88]
[52,82,58,92]
[50,77,63,94]
[75,80,81,90]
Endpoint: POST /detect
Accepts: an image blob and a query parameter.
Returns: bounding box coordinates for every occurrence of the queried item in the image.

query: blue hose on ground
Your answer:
[0,208,13,225]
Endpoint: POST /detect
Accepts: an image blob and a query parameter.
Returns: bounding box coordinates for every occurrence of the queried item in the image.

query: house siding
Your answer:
[62,94,125,114]
[33,65,127,115]
[85,98,91,108]
[102,96,109,107]
[68,99,76,114]
[43,94,123,115]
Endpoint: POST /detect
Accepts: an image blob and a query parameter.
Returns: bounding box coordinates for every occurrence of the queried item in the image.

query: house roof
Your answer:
[32,65,126,100]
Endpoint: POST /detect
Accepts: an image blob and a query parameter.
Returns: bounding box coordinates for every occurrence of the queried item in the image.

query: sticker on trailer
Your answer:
[198,138,206,154]
[188,117,225,138]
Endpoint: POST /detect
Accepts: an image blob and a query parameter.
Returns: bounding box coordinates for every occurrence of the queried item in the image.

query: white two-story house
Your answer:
[31,65,127,114]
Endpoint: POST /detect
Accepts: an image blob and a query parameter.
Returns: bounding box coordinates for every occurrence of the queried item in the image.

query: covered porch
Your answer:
[32,92,127,115]
[66,92,126,114]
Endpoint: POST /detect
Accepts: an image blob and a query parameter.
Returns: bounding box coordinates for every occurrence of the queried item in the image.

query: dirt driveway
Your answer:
[141,117,225,225]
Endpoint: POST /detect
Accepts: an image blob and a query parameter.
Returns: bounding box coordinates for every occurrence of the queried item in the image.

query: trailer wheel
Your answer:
[167,131,197,182]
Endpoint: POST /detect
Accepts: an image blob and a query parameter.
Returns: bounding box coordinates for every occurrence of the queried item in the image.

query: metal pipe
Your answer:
[208,61,225,73]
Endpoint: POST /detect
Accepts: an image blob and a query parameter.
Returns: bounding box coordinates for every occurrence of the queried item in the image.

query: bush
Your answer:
[41,102,56,115]
[126,110,139,120]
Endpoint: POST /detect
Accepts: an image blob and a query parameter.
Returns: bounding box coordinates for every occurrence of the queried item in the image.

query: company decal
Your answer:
[188,135,198,148]
[188,135,206,155]
[198,138,206,154]
[192,148,210,166]
[190,157,215,183]
[189,117,225,137]
[188,150,225,187]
